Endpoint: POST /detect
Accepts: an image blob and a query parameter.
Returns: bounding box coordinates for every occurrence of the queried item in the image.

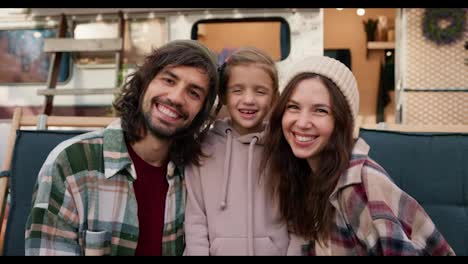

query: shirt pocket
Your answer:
[82,230,112,256]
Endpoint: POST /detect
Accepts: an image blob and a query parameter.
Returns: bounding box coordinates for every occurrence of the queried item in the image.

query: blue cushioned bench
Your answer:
[2,130,87,256]
[359,127,468,255]
[0,108,114,256]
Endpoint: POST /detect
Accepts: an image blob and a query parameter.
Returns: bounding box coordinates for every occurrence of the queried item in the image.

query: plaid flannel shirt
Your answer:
[293,138,455,256]
[25,119,186,255]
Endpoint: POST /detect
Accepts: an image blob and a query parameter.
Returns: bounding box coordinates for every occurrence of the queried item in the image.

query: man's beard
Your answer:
[143,97,193,139]
[143,111,192,139]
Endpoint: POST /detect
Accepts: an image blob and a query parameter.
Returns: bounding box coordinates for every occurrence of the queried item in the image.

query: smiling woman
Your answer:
[260,56,455,256]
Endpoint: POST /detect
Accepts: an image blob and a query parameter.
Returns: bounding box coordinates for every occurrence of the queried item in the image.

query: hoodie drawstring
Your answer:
[218,126,259,256]
[219,129,232,210]
[247,136,258,256]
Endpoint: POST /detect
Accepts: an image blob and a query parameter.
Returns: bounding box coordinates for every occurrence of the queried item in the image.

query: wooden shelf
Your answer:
[366,41,395,59]
[367,41,395,50]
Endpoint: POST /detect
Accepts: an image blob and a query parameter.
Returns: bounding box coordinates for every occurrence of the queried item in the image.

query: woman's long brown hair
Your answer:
[260,72,355,243]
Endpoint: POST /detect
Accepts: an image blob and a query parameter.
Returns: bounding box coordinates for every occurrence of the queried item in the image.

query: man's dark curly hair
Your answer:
[113,40,219,167]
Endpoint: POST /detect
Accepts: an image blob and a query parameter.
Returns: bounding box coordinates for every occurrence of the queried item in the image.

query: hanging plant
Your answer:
[363,18,379,41]
[422,8,466,45]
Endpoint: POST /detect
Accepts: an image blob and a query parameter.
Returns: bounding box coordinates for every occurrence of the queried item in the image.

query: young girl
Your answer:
[261,56,455,256]
[184,47,289,255]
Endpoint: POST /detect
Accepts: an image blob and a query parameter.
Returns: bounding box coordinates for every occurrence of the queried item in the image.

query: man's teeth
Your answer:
[158,104,178,118]
[295,135,313,142]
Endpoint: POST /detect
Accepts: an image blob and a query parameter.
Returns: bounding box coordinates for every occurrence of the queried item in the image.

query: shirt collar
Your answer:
[103,118,135,179]
[102,118,184,181]
[329,138,370,200]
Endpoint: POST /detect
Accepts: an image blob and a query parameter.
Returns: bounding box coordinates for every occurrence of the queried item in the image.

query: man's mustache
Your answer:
[151,97,189,120]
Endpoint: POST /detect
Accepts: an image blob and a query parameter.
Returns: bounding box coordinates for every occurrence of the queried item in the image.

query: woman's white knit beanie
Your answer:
[283,56,360,124]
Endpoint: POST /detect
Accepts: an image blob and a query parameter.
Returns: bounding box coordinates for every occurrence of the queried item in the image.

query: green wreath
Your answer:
[422,9,466,45]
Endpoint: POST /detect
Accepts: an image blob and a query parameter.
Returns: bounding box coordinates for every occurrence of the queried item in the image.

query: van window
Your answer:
[0,29,70,84]
[73,21,118,64]
[191,17,290,64]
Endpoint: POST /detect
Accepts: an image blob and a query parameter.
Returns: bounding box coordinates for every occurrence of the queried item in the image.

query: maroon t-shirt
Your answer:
[126,141,169,256]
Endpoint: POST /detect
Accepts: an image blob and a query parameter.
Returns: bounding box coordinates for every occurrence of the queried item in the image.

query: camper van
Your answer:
[0,8,467,255]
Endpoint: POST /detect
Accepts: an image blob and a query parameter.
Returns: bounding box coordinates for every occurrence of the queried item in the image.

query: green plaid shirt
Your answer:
[25,119,186,255]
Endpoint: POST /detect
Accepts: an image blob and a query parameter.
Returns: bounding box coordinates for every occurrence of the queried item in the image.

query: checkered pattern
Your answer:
[402,8,468,124]
[294,138,455,256]
[25,119,186,255]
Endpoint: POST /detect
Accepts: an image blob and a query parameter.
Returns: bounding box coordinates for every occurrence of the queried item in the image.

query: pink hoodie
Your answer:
[184,119,290,255]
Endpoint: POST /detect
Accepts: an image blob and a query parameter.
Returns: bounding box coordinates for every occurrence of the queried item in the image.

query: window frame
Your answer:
[190,16,291,61]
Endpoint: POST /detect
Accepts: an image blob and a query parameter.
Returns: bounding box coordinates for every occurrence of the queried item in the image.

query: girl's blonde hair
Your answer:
[215,47,279,116]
